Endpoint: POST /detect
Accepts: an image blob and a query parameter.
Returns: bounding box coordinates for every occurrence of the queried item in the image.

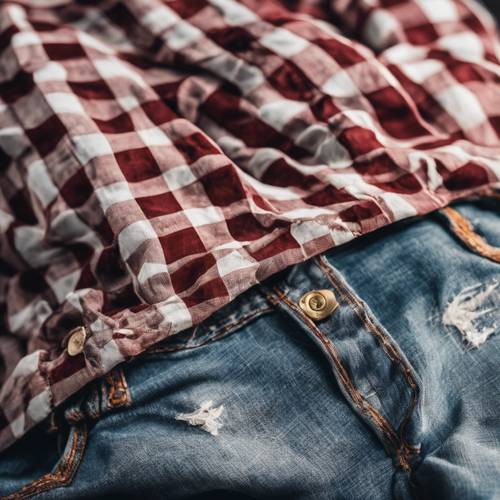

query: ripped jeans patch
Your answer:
[443,281,499,348]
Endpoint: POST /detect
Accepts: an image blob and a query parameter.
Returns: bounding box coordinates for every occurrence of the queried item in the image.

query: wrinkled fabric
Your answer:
[1,201,499,499]
[0,0,499,452]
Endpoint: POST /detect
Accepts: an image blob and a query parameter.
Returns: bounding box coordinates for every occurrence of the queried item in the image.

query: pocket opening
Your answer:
[1,423,88,500]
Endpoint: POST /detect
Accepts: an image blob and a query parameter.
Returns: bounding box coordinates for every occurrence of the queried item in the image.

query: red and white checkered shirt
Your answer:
[0,0,499,452]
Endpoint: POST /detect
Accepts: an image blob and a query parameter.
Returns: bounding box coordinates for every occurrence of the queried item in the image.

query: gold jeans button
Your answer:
[67,326,87,356]
[299,290,338,321]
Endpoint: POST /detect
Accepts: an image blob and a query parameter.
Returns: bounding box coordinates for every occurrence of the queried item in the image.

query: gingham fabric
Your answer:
[0,0,499,453]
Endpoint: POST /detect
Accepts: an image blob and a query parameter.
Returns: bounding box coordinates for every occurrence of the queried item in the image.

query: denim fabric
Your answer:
[0,201,499,500]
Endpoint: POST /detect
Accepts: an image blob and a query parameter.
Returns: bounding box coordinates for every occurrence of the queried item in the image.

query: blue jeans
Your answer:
[1,201,499,499]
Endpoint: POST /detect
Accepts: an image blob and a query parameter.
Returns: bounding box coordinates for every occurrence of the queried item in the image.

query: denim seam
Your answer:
[105,367,132,409]
[267,288,405,465]
[145,305,273,354]
[197,292,269,336]
[316,257,421,462]
[1,423,88,500]
[440,207,500,263]
[314,261,394,418]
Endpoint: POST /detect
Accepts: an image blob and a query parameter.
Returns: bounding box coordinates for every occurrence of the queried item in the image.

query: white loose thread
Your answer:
[175,400,224,436]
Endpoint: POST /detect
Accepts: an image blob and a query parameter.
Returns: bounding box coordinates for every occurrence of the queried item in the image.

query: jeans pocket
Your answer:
[0,422,88,500]
[440,198,500,264]
[0,364,131,499]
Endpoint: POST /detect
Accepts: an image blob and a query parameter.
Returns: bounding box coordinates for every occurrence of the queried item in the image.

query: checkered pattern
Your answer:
[0,0,499,452]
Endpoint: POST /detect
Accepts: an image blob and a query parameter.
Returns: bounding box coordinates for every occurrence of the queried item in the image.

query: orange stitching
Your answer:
[317,256,420,459]
[318,258,420,385]
[146,306,273,354]
[106,368,131,408]
[441,207,500,264]
[4,427,82,496]
[2,423,88,499]
[8,426,82,495]
[270,287,401,456]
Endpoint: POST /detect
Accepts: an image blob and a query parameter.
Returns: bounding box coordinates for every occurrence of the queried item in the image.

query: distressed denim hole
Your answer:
[443,281,499,348]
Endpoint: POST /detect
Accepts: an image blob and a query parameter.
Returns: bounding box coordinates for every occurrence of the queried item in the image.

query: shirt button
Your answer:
[67,326,87,356]
[299,290,338,321]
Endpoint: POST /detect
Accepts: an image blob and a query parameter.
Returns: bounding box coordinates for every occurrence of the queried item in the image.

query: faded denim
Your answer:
[1,200,499,499]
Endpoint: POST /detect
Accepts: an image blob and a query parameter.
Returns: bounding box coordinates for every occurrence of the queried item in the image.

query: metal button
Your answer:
[299,290,338,321]
[67,326,87,356]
